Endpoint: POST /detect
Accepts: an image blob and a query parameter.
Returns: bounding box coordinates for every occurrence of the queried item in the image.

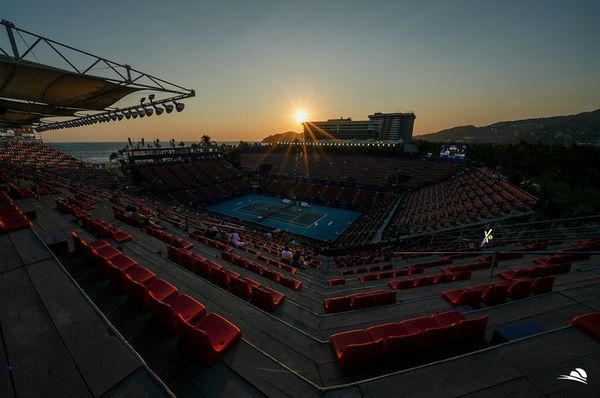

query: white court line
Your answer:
[327,221,334,226]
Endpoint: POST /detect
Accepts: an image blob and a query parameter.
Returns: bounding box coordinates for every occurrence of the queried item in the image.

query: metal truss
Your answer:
[0,19,195,131]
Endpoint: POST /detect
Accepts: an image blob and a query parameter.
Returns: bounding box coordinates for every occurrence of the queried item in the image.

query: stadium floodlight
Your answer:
[110,113,117,121]
[117,113,124,121]
[123,110,131,119]
[138,108,146,118]
[131,109,139,118]
[163,103,174,113]
[174,101,185,112]
[153,104,164,115]
[145,107,154,116]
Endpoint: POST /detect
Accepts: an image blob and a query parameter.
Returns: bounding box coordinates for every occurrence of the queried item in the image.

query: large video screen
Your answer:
[440,144,467,160]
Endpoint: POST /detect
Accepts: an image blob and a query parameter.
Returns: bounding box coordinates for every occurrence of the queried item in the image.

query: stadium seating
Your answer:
[330,311,488,372]
[70,232,240,365]
[442,275,555,307]
[0,203,32,232]
[323,290,396,313]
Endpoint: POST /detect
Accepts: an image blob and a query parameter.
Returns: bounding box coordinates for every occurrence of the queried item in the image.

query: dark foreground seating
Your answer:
[330,311,488,372]
[71,232,240,365]
[571,312,600,341]
[323,290,396,313]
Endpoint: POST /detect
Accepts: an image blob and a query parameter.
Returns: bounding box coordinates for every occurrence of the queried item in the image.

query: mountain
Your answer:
[418,109,600,144]
[261,131,302,143]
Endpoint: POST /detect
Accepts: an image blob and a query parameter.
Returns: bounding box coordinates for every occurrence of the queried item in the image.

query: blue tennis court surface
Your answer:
[206,193,361,241]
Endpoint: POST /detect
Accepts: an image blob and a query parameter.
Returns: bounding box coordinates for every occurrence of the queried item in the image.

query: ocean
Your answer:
[46,141,249,164]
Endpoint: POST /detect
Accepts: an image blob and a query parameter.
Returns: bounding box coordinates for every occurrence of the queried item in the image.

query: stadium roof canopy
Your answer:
[0,19,194,131]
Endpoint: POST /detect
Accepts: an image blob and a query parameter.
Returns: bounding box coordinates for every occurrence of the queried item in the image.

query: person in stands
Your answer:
[228,229,245,248]
[292,250,306,269]
[281,246,293,262]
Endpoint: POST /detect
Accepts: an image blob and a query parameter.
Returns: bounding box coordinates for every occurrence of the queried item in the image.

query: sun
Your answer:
[294,109,309,124]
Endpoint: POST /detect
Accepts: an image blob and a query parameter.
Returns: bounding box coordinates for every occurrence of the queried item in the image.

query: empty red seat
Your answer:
[431,311,466,326]
[350,292,378,310]
[323,296,352,313]
[422,324,455,351]
[442,288,482,307]
[434,273,453,284]
[366,323,406,341]
[111,229,132,243]
[401,316,439,334]
[179,313,241,365]
[497,268,532,280]
[388,279,414,290]
[413,275,436,287]
[106,254,137,290]
[383,331,422,360]
[145,278,178,311]
[210,267,231,289]
[93,245,122,271]
[154,294,206,334]
[530,276,555,295]
[167,245,180,263]
[359,273,379,282]
[262,268,281,283]
[330,329,383,372]
[251,286,285,312]
[455,315,488,342]
[507,277,533,300]
[452,270,472,281]
[194,257,211,279]
[481,284,508,306]
[230,275,258,300]
[280,276,302,290]
[125,266,157,307]
[178,250,195,270]
[571,312,600,341]
[374,291,396,306]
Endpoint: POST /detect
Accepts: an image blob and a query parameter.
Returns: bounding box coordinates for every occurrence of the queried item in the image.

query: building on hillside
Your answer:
[302,111,415,143]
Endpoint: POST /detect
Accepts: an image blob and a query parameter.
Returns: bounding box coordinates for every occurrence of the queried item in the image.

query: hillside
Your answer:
[418,109,600,144]
[261,131,302,143]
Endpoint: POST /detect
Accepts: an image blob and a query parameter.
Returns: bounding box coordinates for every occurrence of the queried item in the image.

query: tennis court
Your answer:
[206,193,361,241]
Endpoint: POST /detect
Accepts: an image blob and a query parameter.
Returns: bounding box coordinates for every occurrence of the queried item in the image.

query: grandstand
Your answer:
[1,19,599,398]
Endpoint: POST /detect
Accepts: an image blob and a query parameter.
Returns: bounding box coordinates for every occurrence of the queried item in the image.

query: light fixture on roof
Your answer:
[131,109,139,118]
[138,108,146,118]
[110,113,117,121]
[123,110,131,119]
[174,101,185,112]
[164,103,174,113]
[145,107,154,116]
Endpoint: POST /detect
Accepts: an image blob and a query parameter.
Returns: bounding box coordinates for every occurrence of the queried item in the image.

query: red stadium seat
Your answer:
[366,323,406,341]
[251,286,284,312]
[125,266,157,307]
[350,292,378,310]
[383,331,422,360]
[210,267,231,289]
[530,276,555,295]
[507,277,533,300]
[388,279,414,290]
[330,329,383,372]
[155,294,206,334]
[481,284,509,306]
[167,245,180,263]
[434,273,453,284]
[374,291,396,306]
[179,313,241,365]
[323,296,352,313]
[442,288,482,307]
[431,311,466,327]
[571,313,600,341]
[401,316,439,334]
[455,315,488,343]
[421,324,455,351]
[413,275,436,287]
[106,254,137,291]
[230,275,257,300]
[194,257,211,279]
[179,250,195,270]
[280,276,302,290]
[145,278,178,311]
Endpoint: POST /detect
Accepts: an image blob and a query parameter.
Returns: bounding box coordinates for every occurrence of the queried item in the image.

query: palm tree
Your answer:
[201,134,212,147]
[179,141,185,147]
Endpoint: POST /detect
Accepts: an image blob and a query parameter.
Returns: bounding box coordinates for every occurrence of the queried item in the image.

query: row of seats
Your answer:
[255,253,298,274]
[330,311,488,372]
[497,262,571,280]
[71,232,241,365]
[388,270,472,290]
[357,266,424,282]
[327,278,346,287]
[221,251,302,291]
[0,199,32,233]
[323,290,396,313]
[146,225,193,249]
[339,263,394,276]
[166,246,285,312]
[188,231,231,252]
[80,214,133,243]
[442,276,555,307]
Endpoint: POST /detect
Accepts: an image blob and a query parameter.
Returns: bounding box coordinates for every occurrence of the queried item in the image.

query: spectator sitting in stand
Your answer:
[281,246,293,262]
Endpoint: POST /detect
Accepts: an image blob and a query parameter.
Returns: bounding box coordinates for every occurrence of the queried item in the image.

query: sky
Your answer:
[4,0,600,142]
